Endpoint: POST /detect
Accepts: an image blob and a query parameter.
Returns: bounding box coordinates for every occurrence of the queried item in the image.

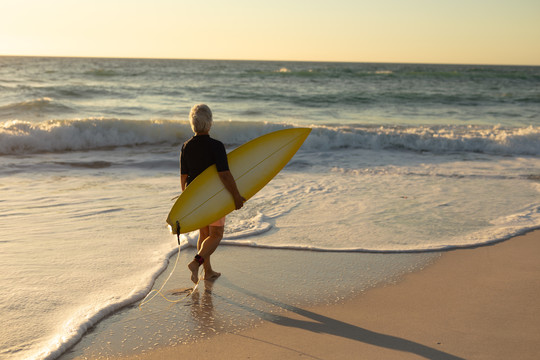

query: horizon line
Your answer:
[1,53,539,67]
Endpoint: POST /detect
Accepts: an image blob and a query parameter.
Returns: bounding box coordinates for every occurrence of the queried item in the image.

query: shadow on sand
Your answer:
[212,278,465,360]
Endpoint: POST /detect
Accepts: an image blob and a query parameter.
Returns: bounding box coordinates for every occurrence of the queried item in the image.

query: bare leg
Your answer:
[188,226,224,283]
[197,226,209,253]
[197,226,222,280]
[200,226,223,280]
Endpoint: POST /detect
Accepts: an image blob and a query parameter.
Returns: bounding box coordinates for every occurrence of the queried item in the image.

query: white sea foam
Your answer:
[0,172,187,360]
[190,157,540,253]
[305,124,540,155]
[219,191,540,253]
[8,234,191,360]
[27,243,187,360]
[1,119,539,156]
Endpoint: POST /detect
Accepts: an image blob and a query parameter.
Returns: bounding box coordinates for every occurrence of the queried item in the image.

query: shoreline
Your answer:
[110,229,540,360]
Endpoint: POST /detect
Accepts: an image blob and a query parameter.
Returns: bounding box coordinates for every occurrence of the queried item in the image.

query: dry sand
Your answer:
[117,230,540,360]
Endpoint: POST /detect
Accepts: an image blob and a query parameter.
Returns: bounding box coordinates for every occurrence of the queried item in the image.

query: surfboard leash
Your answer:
[138,227,202,310]
[176,221,181,245]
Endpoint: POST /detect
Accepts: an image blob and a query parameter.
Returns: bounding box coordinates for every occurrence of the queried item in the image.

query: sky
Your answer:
[0,0,539,65]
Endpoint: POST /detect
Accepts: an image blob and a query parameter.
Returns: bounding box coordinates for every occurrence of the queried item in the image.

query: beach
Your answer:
[2,58,539,360]
[61,230,539,360]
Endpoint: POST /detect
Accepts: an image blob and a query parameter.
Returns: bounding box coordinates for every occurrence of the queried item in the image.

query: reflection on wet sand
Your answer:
[190,280,218,337]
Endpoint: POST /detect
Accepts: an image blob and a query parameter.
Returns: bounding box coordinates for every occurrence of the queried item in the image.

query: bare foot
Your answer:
[188,260,200,284]
[203,270,221,281]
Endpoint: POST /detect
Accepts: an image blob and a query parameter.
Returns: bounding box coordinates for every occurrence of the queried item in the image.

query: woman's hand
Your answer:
[233,194,246,210]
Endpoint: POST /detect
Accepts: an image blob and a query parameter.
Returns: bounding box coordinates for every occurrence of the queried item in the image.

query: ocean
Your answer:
[1,56,539,359]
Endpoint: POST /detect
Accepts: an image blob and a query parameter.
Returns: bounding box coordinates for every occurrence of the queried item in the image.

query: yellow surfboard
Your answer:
[167,127,311,234]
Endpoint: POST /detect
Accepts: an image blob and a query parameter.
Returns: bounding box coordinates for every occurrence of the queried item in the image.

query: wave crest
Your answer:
[1,119,538,156]
[306,124,540,156]
[0,119,191,155]
[0,97,72,118]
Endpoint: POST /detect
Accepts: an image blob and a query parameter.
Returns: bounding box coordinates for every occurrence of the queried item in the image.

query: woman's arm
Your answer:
[218,170,245,210]
[181,174,188,191]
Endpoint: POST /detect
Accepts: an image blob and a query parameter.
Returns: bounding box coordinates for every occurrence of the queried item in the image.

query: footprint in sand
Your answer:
[167,288,193,296]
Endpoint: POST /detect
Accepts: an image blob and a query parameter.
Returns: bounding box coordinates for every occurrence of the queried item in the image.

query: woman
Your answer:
[180,104,245,283]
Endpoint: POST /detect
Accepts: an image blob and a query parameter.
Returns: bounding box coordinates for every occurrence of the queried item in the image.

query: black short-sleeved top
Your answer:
[180,135,229,186]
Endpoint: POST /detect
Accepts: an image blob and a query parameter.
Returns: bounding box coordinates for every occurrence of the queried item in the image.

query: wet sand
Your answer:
[64,230,540,360]
[114,230,540,360]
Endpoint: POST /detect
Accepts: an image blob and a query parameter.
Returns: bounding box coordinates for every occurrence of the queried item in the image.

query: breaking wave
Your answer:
[0,118,539,156]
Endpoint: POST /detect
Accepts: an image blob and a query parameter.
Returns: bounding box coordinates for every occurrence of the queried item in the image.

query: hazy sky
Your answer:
[1,0,539,65]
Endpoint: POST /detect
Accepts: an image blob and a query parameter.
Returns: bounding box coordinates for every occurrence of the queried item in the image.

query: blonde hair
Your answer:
[189,104,213,133]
